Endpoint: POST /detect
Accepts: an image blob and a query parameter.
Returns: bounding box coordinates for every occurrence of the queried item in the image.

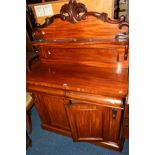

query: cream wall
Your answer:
[80,0,114,17]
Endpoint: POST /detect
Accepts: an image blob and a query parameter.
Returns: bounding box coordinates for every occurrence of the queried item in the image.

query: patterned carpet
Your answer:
[26,106,129,155]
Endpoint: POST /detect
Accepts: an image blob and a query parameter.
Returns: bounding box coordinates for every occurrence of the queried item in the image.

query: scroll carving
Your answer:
[32,0,129,41]
[36,0,128,28]
[60,0,87,23]
[32,29,44,41]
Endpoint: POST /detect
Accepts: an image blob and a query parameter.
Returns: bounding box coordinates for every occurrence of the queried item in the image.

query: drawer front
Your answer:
[41,47,119,63]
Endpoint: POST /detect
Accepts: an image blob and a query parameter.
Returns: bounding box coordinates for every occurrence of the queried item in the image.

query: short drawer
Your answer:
[41,47,119,63]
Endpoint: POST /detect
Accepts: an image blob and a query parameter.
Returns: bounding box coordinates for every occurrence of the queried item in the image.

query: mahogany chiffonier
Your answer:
[26,0,129,152]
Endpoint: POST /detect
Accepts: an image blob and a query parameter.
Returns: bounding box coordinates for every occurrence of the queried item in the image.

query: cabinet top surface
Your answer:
[27,61,128,98]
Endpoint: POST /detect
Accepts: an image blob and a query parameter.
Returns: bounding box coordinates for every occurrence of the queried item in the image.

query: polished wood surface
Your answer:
[34,93,70,131]
[33,17,128,40]
[66,100,122,144]
[26,0,129,152]
[27,62,128,98]
[32,0,128,41]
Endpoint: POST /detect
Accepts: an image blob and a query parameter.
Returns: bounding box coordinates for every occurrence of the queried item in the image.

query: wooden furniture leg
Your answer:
[26,111,32,133]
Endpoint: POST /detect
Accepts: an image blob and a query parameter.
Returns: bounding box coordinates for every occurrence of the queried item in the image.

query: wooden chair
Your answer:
[26,92,34,133]
[26,31,39,72]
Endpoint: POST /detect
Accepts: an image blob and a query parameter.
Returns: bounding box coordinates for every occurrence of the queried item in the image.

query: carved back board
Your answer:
[32,0,129,69]
[32,0,129,41]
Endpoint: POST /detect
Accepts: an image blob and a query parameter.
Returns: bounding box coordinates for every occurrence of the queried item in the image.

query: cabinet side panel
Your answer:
[34,93,51,125]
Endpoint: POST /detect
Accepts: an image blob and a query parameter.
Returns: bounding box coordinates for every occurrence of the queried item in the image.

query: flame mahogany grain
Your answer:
[27,0,129,152]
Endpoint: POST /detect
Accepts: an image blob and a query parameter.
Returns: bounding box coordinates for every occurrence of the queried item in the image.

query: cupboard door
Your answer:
[66,100,122,143]
[34,93,70,131]
[109,108,122,143]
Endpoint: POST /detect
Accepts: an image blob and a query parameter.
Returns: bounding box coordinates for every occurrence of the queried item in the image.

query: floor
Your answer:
[26,106,129,155]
